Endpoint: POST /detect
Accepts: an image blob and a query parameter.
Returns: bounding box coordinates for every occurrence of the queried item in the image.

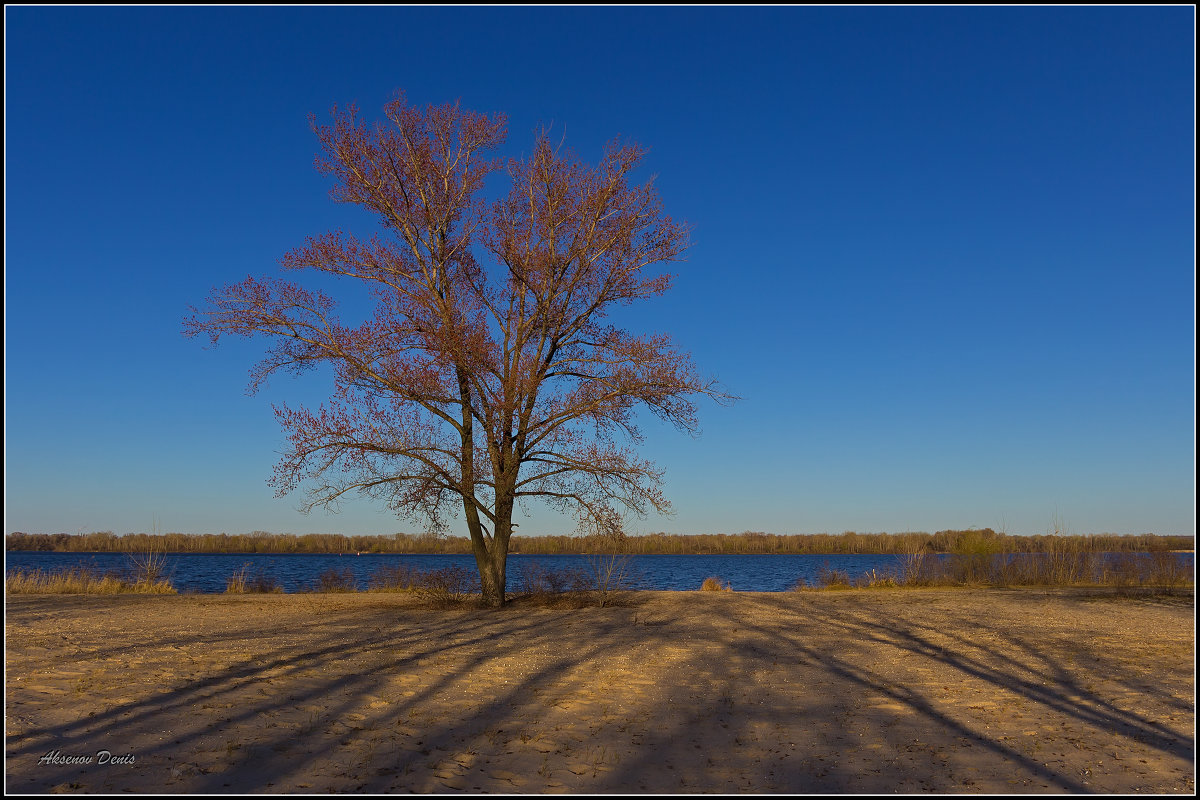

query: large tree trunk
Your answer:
[462,498,502,607]
[456,365,510,606]
[465,491,515,608]
[473,549,503,607]
[477,535,509,608]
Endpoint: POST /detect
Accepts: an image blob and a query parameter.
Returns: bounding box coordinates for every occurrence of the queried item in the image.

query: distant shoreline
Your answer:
[5,527,1195,558]
[6,548,1199,556]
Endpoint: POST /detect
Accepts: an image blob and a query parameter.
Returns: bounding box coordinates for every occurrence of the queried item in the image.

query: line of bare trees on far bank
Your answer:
[5,529,1194,556]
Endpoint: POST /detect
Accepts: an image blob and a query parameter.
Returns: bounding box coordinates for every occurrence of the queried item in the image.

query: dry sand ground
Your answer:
[4,589,1194,794]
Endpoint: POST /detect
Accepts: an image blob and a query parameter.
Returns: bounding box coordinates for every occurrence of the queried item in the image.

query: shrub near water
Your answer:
[225,564,283,593]
[587,553,641,607]
[367,564,478,605]
[518,561,589,605]
[816,566,853,589]
[312,568,358,593]
[514,558,642,608]
[413,565,479,607]
[367,564,423,591]
[1144,551,1192,589]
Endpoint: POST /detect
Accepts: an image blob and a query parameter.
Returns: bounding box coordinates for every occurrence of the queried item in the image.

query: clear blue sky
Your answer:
[5,7,1195,539]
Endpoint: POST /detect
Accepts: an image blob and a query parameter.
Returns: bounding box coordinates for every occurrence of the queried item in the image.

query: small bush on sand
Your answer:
[413,565,479,607]
[513,557,642,608]
[701,576,732,592]
[368,564,422,592]
[1146,551,1191,590]
[587,553,642,607]
[517,562,589,606]
[225,564,283,593]
[816,566,853,590]
[128,550,170,585]
[247,570,283,593]
[313,568,357,593]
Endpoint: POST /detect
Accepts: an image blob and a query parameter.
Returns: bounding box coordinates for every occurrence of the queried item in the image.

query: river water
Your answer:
[5,551,1192,594]
[5,552,919,593]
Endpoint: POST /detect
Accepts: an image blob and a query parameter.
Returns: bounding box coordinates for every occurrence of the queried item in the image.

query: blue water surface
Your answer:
[4,552,914,593]
[6,551,1190,594]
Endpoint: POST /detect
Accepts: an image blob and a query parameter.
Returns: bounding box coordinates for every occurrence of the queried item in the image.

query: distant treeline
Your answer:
[5,529,1194,555]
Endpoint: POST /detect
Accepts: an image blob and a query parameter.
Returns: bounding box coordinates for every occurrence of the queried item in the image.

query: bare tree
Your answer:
[185,91,730,606]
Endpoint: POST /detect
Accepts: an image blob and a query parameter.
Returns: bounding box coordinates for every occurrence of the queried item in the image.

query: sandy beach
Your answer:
[4,588,1194,793]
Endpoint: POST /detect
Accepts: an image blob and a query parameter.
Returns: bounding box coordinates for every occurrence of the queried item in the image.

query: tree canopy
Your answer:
[185,91,729,605]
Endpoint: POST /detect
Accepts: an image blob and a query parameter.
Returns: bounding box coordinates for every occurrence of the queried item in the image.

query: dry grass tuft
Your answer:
[856,569,899,588]
[700,576,732,592]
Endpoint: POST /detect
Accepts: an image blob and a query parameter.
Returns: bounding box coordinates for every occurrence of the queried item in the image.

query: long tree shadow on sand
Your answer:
[597,592,1191,793]
[4,590,1194,793]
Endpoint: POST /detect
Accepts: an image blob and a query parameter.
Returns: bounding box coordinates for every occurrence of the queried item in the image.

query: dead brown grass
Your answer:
[5,568,176,595]
[700,576,732,591]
